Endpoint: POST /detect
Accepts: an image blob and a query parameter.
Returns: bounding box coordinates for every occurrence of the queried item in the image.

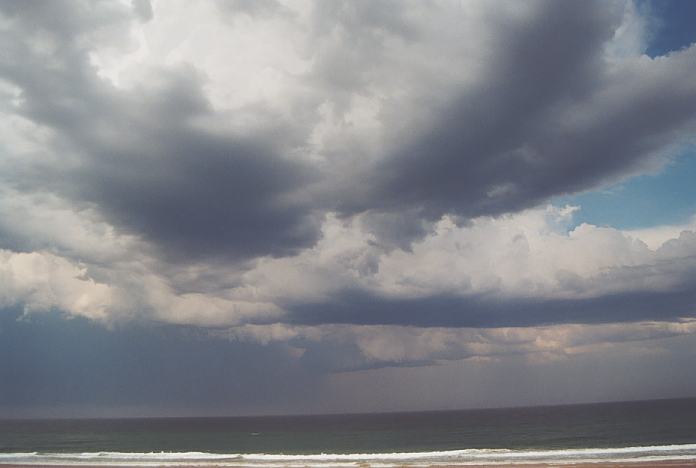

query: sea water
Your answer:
[1,398,695,466]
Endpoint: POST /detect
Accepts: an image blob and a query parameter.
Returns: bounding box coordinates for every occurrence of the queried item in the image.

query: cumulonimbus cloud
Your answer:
[1,0,696,372]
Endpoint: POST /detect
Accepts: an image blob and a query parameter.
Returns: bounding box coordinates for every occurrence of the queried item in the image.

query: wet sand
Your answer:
[435,463,696,468]
[2,462,696,468]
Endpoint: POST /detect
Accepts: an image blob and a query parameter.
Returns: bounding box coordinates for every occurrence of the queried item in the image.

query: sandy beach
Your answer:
[2,463,696,468]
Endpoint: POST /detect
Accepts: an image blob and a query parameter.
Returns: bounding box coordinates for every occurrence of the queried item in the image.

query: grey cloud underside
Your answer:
[285,288,696,329]
[338,1,696,226]
[3,0,696,263]
[0,2,320,261]
[75,128,321,262]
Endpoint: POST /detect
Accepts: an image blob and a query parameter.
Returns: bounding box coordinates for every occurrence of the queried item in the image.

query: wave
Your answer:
[2,444,696,466]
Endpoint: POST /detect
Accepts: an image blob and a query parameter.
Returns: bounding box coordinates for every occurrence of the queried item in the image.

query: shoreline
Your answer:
[2,463,696,468]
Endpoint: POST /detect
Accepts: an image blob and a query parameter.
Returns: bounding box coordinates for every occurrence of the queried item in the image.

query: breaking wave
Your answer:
[2,444,696,466]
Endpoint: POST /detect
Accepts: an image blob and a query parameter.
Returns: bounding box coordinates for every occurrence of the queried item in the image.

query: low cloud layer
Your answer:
[1,0,696,411]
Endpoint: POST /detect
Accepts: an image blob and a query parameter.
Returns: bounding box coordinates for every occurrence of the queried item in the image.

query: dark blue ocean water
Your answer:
[1,398,695,465]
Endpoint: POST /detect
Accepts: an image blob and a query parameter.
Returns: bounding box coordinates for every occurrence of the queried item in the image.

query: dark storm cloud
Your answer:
[335,1,696,240]
[3,0,696,264]
[74,122,320,262]
[1,0,696,370]
[0,1,320,262]
[286,287,696,329]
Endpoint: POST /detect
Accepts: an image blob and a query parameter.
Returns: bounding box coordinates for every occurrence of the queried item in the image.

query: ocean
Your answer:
[1,398,695,466]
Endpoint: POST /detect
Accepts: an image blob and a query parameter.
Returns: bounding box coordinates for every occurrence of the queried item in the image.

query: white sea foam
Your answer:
[2,444,696,466]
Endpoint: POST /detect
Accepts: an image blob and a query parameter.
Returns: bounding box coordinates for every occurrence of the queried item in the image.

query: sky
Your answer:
[1,0,696,418]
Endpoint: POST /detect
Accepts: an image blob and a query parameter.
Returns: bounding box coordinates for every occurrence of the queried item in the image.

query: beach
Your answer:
[2,463,696,468]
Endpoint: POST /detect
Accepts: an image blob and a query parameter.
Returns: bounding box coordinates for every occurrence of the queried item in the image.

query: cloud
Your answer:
[625,214,696,249]
[332,1,696,238]
[0,189,140,263]
[216,0,292,19]
[224,318,696,371]
[226,206,696,329]
[0,250,113,320]
[4,0,696,265]
[1,0,696,379]
[131,0,153,22]
[0,1,321,262]
[3,193,696,334]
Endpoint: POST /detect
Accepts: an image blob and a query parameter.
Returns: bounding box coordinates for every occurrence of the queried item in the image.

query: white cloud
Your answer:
[0,189,141,264]
[604,0,649,60]
[626,214,696,249]
[0,250,113,320]
[240,205,696,306]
